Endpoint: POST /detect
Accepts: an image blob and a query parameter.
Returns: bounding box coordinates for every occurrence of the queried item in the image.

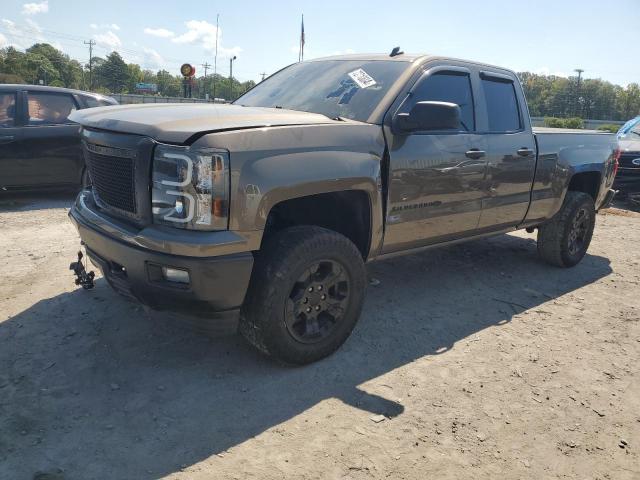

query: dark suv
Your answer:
[0,84,117,191]
[615,116,640,197]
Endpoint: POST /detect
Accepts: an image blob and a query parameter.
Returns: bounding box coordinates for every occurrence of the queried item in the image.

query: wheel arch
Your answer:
[567,170,601,200]
[260,189,375,260]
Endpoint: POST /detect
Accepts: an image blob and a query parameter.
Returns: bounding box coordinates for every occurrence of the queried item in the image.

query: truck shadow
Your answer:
[0,234,612,479]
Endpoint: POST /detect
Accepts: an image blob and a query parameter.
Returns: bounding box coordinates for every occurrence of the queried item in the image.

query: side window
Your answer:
[408,72,475,131]
[27,92,77,126]
[84,97,114,108]
[481,77,522,132]
[0,93,16,128]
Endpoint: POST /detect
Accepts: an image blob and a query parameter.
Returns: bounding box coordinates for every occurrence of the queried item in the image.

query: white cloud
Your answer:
[91,23,120,31]
[143,47,164,67]
[22,0,48,15]
[94,30,122,50]
[144,27,174,38]
[1,17,45,48]
[0,19,22,48]
[25,17,42,34]
[171,20,241,57]
[0,16,62,51]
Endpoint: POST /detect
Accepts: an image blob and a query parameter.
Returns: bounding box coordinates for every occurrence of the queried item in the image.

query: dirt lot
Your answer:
[0,195,638,480]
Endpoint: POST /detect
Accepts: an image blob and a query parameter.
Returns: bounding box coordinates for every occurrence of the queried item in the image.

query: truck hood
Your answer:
[69,103,337,144]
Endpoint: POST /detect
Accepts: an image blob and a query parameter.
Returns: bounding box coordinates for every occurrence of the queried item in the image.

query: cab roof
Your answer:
[308,53,517,76]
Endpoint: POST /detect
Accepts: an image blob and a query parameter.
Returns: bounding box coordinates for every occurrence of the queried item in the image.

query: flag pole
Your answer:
[212,13,219,100]
[298,14,304,62]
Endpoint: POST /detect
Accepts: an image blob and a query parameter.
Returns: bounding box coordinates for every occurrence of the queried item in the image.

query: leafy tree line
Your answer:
[1,43,638,117]
[0,43,255,101]
[518,71,640,121]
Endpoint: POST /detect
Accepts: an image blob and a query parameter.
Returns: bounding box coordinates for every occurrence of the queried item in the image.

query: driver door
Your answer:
[382,66,488,254]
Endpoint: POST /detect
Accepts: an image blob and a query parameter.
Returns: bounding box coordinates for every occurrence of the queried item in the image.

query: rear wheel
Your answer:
[239,226,367,365]
[537,191,596,267]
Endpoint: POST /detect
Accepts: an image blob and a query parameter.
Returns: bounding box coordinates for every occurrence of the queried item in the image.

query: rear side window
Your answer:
[408,72,475,131]
[84,96,114,108]
[482,77,521,132]
[27,92,77,125]
[0,93,16,127]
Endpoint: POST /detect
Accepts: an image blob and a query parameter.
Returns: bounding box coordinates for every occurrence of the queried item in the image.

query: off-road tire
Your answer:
[537,191,596,267]
[239,226,367,365]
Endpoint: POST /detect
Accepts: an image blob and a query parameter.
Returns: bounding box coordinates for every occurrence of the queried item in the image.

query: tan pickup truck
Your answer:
[68,52,618,364]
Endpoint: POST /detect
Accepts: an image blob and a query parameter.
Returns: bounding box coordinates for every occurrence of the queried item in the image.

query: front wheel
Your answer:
[537,191,596,267]
[239,226,367,365]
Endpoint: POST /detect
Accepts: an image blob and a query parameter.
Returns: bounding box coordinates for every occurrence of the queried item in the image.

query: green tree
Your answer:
[156,69,182,97]
[26,43,83,88]
[94,52,129,93]
[126,63,144,93]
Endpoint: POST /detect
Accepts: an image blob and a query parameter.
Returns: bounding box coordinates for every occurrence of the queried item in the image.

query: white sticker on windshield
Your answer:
[348,68,377,89]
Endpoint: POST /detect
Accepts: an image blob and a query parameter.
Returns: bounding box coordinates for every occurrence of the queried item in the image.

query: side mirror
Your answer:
[394,101,461,133]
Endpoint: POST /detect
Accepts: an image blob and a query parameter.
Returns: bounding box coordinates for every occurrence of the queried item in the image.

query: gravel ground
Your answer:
[0,195,638,480]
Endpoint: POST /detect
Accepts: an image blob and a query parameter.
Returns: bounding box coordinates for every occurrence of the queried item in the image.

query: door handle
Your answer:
[465,149,486,160]
[516,147,534,157]
[0,135,15,144]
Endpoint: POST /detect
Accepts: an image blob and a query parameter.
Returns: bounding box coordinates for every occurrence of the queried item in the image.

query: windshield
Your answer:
[235,60,409,123]
[618,116,640,138]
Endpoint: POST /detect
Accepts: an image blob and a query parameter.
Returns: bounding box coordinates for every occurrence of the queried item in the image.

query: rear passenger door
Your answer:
[476,71,537,229]
[0,89,26,188]
[20,90,82,186]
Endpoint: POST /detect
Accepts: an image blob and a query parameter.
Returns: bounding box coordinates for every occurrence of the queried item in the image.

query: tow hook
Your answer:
[70,248,95,289]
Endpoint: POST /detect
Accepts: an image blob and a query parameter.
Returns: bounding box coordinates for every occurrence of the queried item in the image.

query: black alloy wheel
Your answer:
[285,260,350,344]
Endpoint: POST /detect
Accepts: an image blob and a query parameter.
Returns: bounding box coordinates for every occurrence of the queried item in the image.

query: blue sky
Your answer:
[0,0,638,86]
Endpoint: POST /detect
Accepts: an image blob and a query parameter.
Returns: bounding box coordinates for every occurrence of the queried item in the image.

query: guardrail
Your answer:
[530,117,624,129]
[110,94,227,104]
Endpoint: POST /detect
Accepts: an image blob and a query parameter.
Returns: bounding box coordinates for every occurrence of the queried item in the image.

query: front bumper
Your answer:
[69,191,254,323]
[613,168,640,195]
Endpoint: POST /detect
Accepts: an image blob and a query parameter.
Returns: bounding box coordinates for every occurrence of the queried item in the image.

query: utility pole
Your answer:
[229,55,237,101]
[574,68,584,117]
[84,39,96,91]
[212,13,219,101]
[260,72,267,82]
[201,62,211,99]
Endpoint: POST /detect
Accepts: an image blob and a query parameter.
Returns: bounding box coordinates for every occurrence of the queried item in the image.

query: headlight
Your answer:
[152,143,229,230]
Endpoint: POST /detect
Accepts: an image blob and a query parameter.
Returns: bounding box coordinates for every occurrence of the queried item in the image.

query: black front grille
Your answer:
[619,153,640,169]
[85,145,137,214]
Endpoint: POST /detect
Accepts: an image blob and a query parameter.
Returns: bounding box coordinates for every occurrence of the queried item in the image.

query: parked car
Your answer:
[68,53,617,364]
[615,116,640,196]
[0,84,117,191]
